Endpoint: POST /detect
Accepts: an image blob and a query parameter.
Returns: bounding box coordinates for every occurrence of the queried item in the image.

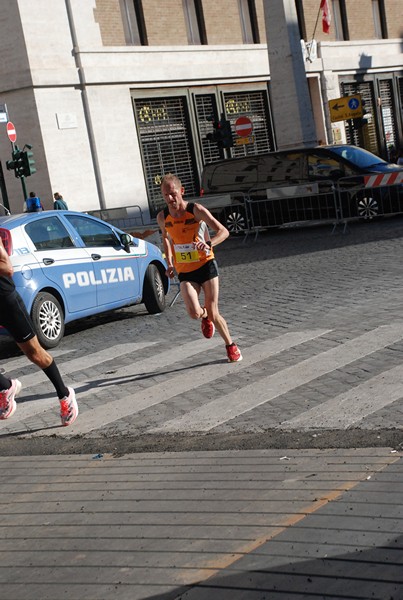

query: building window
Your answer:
[119,0,148,45]
[372,0,387,39]
[183,0,207,45]
[331,0,349,41]
[238,0,260,44]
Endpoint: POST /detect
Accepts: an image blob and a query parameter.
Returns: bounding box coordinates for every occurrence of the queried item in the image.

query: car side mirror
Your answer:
[120,233,132,253]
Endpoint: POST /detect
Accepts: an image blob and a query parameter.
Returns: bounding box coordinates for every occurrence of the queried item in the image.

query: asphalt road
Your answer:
[1,216,403,455]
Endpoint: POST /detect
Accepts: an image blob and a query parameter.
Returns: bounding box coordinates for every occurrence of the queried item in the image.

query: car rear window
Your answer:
[25,217,74,250]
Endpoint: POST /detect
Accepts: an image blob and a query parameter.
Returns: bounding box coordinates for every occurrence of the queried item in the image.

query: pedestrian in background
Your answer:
[53,192,68,210]
[0,237,78,426]
[23,191,44,213]
[157,173,242,363]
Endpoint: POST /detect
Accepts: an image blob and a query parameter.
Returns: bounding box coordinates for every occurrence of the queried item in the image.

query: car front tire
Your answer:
[31,292,65,349]
[143,264,166,314]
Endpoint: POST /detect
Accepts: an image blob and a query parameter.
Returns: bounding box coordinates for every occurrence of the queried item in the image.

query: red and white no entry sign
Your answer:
[6,121,17,143]
[235,116,253,137]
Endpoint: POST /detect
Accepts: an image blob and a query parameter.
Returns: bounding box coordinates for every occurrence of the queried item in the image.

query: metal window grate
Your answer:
[133,96,198,216]
[341,81,379,155]
[223,90,275,157]
[378,79,397,158]
[194,94,222,164]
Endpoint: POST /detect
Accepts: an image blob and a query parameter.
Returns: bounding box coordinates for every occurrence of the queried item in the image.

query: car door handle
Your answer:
[43,258,55,265]
[91,254,101,261]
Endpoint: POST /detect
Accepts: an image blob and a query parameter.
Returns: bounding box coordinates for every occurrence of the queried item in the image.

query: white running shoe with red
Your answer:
[0,379,22,420]
[60,387,78,427]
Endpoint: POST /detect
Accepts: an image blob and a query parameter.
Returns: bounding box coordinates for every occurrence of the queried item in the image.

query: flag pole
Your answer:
[312,1,322,39]
[306,2,322,62]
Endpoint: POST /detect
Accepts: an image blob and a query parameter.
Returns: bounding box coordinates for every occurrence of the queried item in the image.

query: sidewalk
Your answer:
[1,448,402,600]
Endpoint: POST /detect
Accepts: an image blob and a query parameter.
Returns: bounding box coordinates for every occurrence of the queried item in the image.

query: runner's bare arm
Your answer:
[156,211,175,278]
[192,203,229,249]
[0,238,13,277]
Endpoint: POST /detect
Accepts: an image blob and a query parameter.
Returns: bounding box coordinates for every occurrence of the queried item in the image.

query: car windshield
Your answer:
[330,146,387,168]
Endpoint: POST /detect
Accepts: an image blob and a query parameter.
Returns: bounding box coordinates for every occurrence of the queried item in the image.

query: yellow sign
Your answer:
[235,136,255,146]
[329,95,363,123]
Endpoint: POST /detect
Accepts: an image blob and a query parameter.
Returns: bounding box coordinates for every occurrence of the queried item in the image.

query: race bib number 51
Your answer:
[174,243,199,263]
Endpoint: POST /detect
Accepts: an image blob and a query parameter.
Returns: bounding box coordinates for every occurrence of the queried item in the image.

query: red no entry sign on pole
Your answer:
[6,121,17,143]
[235,116,253,137]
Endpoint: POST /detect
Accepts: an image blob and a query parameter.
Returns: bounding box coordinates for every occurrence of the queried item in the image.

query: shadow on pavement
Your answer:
[220,216,403,268]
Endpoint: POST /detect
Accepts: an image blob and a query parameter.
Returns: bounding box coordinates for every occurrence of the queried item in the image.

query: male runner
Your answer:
[157,173,242,362]
[0,237,78,425]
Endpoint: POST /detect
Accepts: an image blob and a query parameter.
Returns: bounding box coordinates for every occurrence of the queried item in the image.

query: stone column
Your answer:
[263,0,318,149]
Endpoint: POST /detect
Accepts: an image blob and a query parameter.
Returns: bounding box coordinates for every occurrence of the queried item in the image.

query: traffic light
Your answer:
[5,147,36,178]
[20,149,36,177]
[219,117,233,149]
[205,114,233,149]
[6,149,24,178]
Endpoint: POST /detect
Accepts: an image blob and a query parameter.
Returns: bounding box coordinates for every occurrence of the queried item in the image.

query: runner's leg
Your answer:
[202,277,232,346]
[180,280,204,319]
[17,337,69,399]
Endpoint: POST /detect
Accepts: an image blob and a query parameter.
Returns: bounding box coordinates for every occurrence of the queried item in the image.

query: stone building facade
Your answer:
[0,0,402,219]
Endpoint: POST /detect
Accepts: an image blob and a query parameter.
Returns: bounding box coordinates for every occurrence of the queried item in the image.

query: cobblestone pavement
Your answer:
[2,217,403,454]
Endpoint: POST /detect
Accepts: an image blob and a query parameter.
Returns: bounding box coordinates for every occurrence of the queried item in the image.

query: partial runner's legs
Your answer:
[180,276,233,346]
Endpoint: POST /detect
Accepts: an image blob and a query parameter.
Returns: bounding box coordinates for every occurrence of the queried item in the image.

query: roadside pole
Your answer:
[263,0,318,149]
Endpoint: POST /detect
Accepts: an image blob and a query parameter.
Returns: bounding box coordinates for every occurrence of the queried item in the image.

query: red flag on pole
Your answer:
[320,0,331,34]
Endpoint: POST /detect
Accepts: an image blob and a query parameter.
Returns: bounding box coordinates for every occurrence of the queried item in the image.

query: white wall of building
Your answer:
[0,1,402,217]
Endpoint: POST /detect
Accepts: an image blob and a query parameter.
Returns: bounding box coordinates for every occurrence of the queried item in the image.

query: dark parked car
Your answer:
[200,145,403,232]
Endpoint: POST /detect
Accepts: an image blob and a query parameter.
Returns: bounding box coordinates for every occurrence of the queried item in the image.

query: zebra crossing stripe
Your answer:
[10,337,224,429]
[279,363,403,430]
[26,329,330,437]
[151,323,403,434]
[2,342,157,425]
[1,348,74,373]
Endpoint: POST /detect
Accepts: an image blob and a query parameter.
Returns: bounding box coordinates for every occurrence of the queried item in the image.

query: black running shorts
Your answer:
[178,259,219,285]
[0,291,36,343]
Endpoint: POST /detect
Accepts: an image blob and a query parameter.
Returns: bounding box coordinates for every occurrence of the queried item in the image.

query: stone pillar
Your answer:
[263,0,318,149]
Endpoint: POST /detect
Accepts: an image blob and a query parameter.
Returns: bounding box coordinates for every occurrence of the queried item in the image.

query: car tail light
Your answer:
[0,228,13,256]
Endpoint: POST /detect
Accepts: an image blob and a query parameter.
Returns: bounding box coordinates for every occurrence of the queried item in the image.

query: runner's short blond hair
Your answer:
[160,173,182,189]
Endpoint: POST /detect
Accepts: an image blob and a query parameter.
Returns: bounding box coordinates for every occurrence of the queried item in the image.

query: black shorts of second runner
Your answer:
[178,259,219,286]
[0,291,36,343]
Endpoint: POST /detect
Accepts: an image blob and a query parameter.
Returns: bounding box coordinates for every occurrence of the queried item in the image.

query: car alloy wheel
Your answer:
[357,196,379,219]
[31,292,65,348]
[226,210,247,234]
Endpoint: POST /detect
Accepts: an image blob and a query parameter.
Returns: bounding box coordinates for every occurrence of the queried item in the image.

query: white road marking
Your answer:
[1,342,156,426]
[27,329,330,436]
[0,348,74,373]
[8,338,223,429]
[151,323,403,433]
[279,363,403,430]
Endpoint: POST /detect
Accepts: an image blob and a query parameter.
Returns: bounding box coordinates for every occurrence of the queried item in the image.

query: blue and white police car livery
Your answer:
[0,211,169,348]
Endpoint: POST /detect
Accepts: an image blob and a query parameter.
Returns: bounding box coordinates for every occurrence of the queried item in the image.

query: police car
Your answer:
[0,211,169,348]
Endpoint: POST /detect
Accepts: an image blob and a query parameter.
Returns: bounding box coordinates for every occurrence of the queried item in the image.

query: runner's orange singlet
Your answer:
[164,202,215,274]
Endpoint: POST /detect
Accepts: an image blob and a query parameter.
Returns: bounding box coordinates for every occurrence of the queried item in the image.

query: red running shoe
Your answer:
[0,379,21,420]
[201,317,215,339]
[226,343,242,363]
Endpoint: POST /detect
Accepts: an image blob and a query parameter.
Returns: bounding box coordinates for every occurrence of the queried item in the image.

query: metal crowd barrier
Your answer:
[334,174,403,231]
[88,204,145,230]
[89,173,403,244]
[243,181,340,240]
